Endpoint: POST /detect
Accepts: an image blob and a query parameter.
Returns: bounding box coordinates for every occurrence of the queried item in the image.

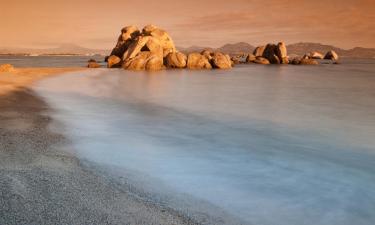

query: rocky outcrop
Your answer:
[142,25,176,57]
[164,52,187,68]
[110,26,141,58]
[0,64,15,72]
[107,55,121,68]
[121,35,164,71]
[253,43,289,64]
[324,50,339,60]
[263,44,280,64]
[187,53,212,69]
[211,52,232,69]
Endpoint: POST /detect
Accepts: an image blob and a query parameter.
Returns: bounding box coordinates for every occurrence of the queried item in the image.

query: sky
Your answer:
[0,0,374,49]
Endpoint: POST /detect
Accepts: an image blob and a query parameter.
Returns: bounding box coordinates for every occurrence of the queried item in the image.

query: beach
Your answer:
[0,68,193,225]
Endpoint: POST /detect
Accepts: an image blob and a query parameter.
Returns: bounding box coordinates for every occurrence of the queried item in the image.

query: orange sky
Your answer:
[1,0,374,49]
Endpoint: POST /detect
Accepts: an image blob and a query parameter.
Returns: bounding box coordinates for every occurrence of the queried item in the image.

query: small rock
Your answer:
[186,53,212,69]
[87,60,101,68]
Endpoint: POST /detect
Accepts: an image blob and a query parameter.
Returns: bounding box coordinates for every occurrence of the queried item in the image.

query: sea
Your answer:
[4,55,375,225]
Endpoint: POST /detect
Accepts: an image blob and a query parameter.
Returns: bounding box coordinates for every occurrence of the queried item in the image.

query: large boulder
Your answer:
[122,36,164,71]
[187,53,212,69]
[110,26,141,58]
[310,51,324,59]
[324,50,339,60]
[276,42,288,64]
[263,44,280,64]
[123,51,164,71]
[107,55,122,68]
[254,57,270,65]
[0,64,15,72]
[142,25,176,57]
[164,52,187,68]
[211,52,232,69]
[253,46,266,57]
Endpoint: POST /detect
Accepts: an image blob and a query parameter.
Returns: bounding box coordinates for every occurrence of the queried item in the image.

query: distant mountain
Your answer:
[0,44,109,56]
[286,42,375,58]
[179,42,375,58]
[217,42,255,54]
[178,42,254,55]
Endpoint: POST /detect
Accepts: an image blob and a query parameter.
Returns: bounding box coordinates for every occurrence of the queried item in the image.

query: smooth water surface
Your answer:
[34,61,375,225]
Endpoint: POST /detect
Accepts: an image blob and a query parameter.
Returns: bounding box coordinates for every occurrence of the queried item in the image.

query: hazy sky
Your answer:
[1,0,374,49]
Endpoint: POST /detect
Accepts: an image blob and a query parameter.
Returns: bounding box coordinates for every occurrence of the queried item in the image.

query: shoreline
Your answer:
[0,69,193,224]
[0,67,87,95]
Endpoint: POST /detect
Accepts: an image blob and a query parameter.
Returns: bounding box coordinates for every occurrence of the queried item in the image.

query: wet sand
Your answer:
[0,69,193,224]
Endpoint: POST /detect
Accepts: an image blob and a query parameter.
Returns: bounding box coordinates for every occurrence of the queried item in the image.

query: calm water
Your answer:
[34,60,375,225]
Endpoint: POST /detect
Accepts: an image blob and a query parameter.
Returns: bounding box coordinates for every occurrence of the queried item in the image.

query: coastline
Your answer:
[0,67,87,95]
[0,69,193,224]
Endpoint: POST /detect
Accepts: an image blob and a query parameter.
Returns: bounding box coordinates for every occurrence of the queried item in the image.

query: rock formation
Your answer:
[253,42,289,64]
[211,52,232,69]
[107,55,121,68]
[186,53,212,69]
[324,50,339,60]
[164,52,187,68]
[276,42,289,64]
[0,64,15,72]
[106,25,334,70]
[253,46,266,57]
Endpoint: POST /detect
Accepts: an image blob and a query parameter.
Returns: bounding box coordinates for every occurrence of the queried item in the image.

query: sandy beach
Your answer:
[0,68,193,225]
